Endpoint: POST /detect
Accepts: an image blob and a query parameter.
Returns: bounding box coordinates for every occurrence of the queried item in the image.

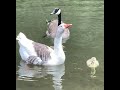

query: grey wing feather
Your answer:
[33,42,51,61]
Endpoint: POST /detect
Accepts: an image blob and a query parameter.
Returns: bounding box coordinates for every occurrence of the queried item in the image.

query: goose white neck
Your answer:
[54,35,63,52]
[53,30,65,63]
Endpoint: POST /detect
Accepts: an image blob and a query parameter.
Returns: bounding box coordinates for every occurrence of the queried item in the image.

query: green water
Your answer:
[16,0,104,90]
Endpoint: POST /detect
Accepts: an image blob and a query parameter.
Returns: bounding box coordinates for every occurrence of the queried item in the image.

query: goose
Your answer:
[86,57,99,78]
[44,8,70,46]
[16,23,72,66]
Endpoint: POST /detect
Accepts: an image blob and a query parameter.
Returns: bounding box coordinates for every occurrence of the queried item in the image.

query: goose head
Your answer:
[56,23,72,37]
[50,8,61,15]
[50,8,62,26]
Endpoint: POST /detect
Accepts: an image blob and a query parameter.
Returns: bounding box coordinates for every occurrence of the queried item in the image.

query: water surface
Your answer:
[16,0,104,90]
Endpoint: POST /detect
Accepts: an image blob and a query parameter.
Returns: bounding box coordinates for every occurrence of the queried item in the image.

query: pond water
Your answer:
[16,0,104,90]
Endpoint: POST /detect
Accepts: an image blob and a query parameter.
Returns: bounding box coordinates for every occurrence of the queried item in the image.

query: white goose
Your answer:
[45,8,70,44]
[16,23,72,66]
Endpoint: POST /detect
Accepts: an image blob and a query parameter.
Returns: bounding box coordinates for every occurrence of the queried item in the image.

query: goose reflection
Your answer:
[16,61,65,90]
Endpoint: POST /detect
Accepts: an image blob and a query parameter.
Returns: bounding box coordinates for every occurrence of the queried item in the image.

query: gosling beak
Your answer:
[64,24,72,28]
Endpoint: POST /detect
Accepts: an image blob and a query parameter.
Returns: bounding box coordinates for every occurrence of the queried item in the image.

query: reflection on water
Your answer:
[16,61,65,90]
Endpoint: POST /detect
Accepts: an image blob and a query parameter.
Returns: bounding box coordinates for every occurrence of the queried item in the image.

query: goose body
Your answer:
[16,23,72,66]
[45,8,70,43]
[86,57,99,68]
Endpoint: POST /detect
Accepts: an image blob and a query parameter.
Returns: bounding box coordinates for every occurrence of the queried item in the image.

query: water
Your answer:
[16,0,104,90]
